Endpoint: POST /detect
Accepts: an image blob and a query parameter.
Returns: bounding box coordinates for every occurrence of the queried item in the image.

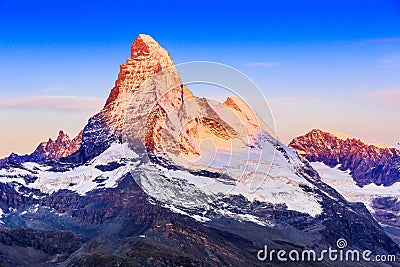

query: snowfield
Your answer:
[312,161,400,212]
[0,139,324,227]
[135,135,323,218]
[0,143,139,196]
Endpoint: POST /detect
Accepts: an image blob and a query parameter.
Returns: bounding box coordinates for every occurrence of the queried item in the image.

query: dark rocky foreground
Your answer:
[0,169,398,266]
[1,35,399,266]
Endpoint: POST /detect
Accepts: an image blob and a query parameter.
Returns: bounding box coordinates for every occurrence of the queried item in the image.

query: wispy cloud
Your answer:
[40,85,63,94]
[376,55,400,68]
[0,96,105,113]
[347,37,400,47]
[363,89,400,109]
[246,62,277,68]
[362,37,400,44]
[268,96,321,106]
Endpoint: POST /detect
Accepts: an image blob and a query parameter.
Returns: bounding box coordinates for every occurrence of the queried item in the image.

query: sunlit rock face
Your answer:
[290,129,400,186]
[74,34,269,165]
[0,130,82,166]
[72,34,177,162]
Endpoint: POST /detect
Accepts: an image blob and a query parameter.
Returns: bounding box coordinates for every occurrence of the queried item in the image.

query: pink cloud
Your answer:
[363,37,400,44]
[364,89,400,109]
[269,96,321,106]
[246,62,277,68]
[0,96,104,113]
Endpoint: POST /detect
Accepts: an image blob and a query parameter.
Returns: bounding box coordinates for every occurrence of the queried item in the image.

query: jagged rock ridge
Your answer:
[0,35,399,266]
[289,129,400,186]
[0,130,82,167]
[34,130,82,160]
[70,34,176,163]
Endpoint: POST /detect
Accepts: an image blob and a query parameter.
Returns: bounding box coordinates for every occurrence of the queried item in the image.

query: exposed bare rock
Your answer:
[33,130,82,160]
[70,34,271,164]
[0,130,82,166]
[289,129,400,186]
[70,34,177,163]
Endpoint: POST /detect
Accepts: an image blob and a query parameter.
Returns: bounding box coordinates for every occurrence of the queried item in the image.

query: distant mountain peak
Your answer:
[0,130,82,167]
[33,130,82,160]
[289,129,400,186]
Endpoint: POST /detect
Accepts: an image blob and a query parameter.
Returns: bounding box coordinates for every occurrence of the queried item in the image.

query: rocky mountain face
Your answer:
[33,130,82,160]
[69,34,177,163]
[289,129,400,186]
[0,130,82,167]
[290,129,400,245]
[0,36,399,266]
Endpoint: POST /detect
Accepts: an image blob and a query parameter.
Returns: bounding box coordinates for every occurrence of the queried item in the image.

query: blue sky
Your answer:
[0,0,400,156]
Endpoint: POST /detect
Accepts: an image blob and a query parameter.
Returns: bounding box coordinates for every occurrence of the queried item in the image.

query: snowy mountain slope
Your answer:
[0,34,399,265]
[291,130,400,245]
[312,162,400,209]
[115,58,328,218]
[1,136,398,265]
[0,143,137,197]
[312,161,400,241]
[0,139,321,221]
[290,129,400,186]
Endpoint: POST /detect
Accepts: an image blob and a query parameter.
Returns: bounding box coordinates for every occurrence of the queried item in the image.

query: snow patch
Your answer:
[0,143,137,196]
[162,204,211,222]
[312,162,400,212]
[136,139,323,218]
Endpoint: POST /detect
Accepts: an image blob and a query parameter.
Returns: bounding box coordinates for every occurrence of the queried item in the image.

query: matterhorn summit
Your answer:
[0,34,398,266]
[73,34,178,162]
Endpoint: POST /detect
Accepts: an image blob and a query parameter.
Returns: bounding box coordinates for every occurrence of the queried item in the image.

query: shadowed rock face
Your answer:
[289,129,400,186]
[69,34,177,163]
[68,34,269,164]
[1,35,400,267]
[1,173,398,266]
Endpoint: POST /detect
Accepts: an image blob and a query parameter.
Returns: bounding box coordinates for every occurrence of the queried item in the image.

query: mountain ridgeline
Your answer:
[0,35,399,266]
[0,130,82,167]
[289,129,400,187]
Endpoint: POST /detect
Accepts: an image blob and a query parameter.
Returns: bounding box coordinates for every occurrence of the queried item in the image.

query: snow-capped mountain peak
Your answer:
[103,34,175,123]
[289,129,400,186]
[73,34,178,162]
[1,35,398,265]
